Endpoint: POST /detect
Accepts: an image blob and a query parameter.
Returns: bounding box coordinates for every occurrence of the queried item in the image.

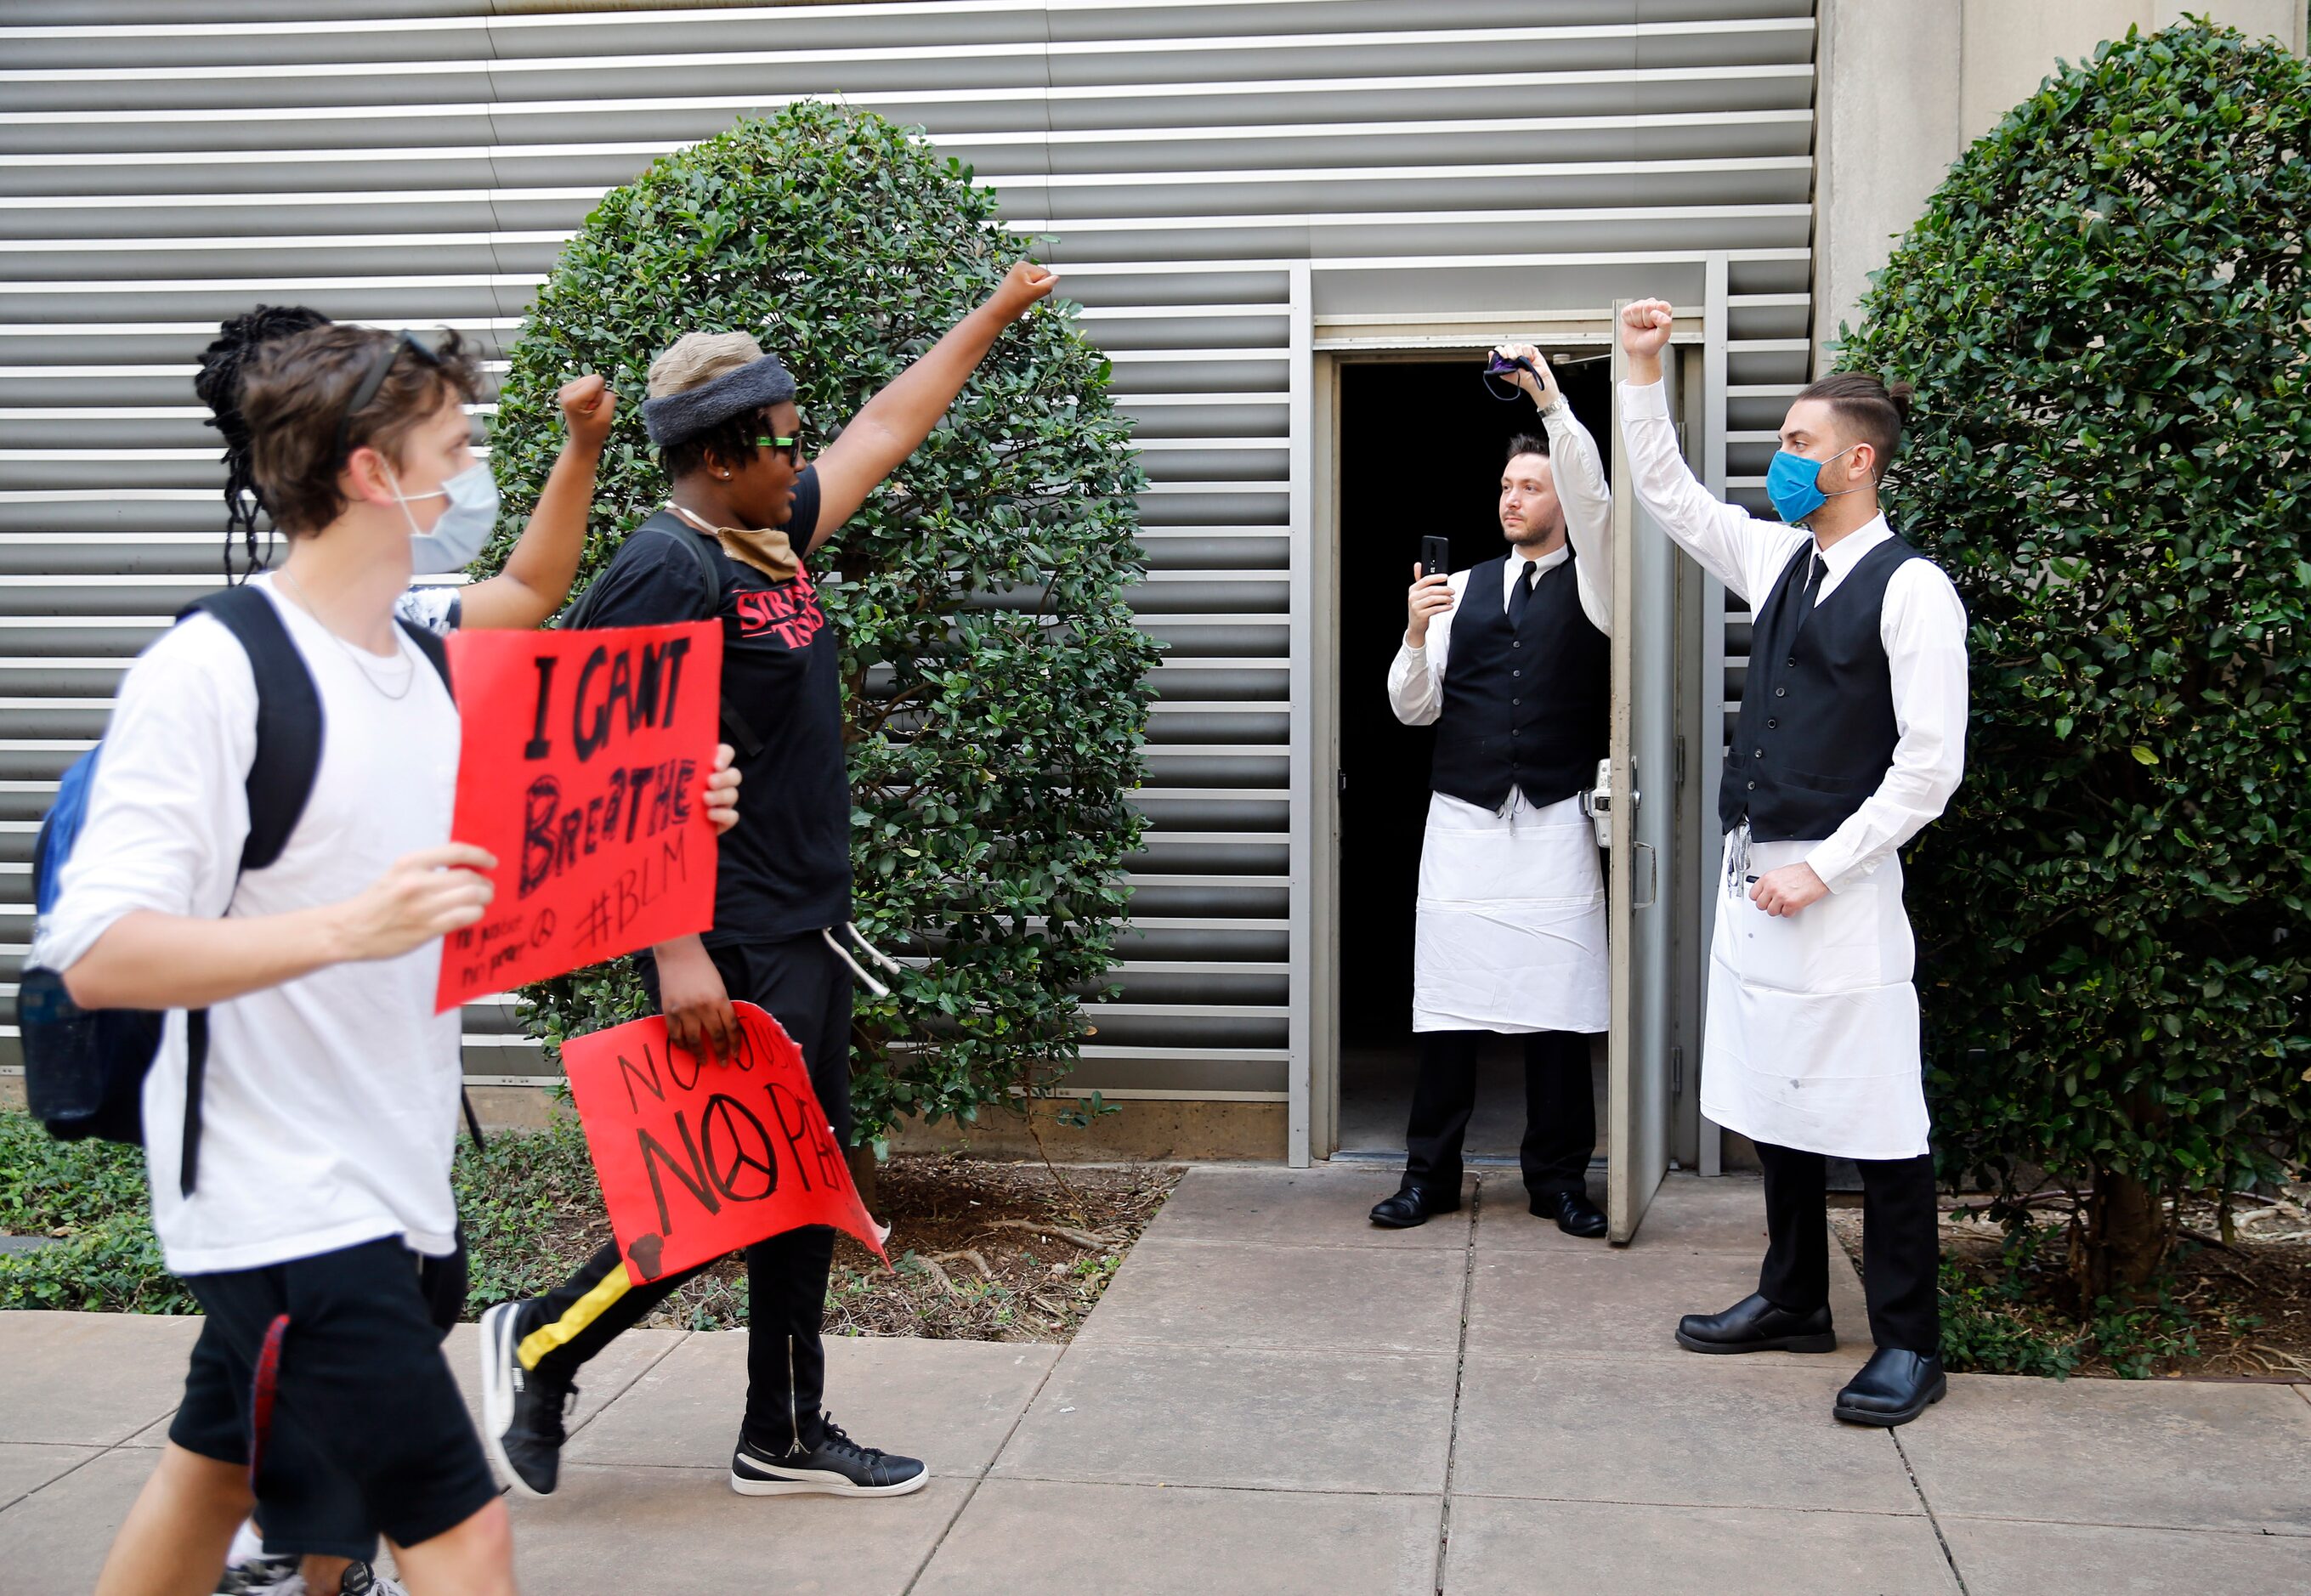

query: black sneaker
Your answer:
[214,1552,302,1594]
[338,1565,408,1596]
[728,1416,928,1498]
[479,1299,576,1499]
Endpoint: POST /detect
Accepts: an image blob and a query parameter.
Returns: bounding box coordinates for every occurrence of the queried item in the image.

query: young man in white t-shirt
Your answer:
[189,307,619,1596]
[42,320,738,1595]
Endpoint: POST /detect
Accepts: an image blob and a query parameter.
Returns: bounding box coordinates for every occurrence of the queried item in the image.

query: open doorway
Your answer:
[1332,351,1616,1165]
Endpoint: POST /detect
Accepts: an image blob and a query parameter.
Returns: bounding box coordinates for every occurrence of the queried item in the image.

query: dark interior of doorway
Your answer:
[1334,354,1615,1167]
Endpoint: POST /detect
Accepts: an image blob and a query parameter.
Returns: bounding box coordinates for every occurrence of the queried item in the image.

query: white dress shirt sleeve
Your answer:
[1804,560,1970,891]
[1617,377,1804,605]
[38,619,252,972]
[1543,404,1613,634]
[1387,568,1470,726]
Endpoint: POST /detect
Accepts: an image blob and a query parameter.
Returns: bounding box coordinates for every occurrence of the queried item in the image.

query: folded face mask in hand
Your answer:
[1483,353,1539,402]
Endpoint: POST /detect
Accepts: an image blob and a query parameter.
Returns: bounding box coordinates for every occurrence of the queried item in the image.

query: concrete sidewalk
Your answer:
[4,1168,2308,1593]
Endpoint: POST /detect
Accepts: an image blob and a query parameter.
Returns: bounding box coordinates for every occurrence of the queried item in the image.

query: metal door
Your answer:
[1605,319,1682,1243]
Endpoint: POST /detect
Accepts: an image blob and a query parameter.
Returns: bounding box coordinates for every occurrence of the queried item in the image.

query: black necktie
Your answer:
[1509,560,1538,625]
[1764,548,1825,671]
[1793,549,1824,634]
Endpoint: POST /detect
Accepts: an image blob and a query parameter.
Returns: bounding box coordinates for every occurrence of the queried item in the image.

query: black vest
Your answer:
[1720,534,1929,840]
[1430,551,1610,812]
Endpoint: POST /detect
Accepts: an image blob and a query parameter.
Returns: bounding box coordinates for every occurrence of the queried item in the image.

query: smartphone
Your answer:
[1419,536,1453,580]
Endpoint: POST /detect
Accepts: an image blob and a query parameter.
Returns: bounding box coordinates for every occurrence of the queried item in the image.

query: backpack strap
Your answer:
[184,586,324,874]
[171,587,329,1196]
[666,528,768,760]
[396,614,454,693]
[392,614,490,1153]
[572,525,765,758]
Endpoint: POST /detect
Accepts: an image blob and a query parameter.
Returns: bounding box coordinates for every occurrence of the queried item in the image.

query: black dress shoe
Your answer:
[1369,1186,1459,1229]
[1532,1189,1608,1238]
[1833,1348,1947,1427]
[1674,1292,1838,1355]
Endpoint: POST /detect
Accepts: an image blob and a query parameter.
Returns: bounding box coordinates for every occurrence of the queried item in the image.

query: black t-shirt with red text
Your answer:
[578,467,847,943]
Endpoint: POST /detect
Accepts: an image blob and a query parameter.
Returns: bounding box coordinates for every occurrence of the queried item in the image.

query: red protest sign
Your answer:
[560,1002,888,1284]
[435,621,721,1012]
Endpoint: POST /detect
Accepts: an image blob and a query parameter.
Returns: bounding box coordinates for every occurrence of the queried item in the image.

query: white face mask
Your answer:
[391,461,500,574]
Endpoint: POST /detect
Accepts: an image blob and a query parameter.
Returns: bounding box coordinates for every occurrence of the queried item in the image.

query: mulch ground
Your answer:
[639,1155,1184,1343]
[1832,1184,2311,1381]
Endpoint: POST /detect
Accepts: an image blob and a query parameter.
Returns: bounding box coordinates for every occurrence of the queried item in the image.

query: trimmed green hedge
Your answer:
[479,103,1159,1149]
[1838,20,2311,1293]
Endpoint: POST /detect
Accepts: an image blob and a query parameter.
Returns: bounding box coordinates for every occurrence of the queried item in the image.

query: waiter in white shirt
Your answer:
[1616,300,1968,1427]
[1369,345,1613,1238]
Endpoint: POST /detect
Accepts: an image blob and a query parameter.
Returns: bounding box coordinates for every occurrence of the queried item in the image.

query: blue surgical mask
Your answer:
[1764,444,1860,525]
[394,461,500,574]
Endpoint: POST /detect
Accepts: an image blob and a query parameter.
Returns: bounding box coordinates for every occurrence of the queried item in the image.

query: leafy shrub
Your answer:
[1838,20,2311,1295]
[0,1107,604,1319]
[479,103,1158,1149]
[0,1115,191,1314]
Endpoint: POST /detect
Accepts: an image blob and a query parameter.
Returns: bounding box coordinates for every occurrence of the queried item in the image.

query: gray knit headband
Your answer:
[640,331,796,449]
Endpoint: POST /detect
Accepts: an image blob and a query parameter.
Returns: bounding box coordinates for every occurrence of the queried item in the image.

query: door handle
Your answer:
[1633,841,1658,909]
[1583,757,1638,850]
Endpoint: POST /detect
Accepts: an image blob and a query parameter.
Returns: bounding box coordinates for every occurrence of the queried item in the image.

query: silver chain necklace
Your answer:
[274,569,417,701]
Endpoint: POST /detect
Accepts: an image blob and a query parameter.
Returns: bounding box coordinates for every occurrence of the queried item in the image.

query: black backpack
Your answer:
[20,586,482,1195]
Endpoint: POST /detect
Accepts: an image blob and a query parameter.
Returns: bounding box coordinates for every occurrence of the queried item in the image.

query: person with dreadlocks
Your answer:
[47,318,743,1594]
[196,305,615,635]
[191,306,617,1596]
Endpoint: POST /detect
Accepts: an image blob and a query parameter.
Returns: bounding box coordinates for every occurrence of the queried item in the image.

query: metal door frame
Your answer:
[1298,272,1722,1197]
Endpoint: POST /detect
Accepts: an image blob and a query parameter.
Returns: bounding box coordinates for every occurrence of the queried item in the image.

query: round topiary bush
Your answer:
[1838,20,2311,1296]
[479,101,1159,1152]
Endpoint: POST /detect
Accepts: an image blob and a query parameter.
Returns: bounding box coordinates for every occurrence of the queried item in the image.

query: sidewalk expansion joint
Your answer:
[0,1440,116,1517]
[1433,1177,1482,1596]
[1892,1428,1970,1595]
[899,1335,1068,1595]
[563,1329,691,1446]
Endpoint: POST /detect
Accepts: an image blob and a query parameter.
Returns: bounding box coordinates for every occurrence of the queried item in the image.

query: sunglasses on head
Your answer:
[333,330,445,463]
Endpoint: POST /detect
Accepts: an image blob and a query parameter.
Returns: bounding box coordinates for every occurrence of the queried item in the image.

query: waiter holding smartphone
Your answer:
[1371,343,1617,1235]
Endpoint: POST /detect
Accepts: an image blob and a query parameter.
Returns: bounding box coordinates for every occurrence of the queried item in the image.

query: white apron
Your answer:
[1699,833,1930,1160]
[1413,790,1608,1034]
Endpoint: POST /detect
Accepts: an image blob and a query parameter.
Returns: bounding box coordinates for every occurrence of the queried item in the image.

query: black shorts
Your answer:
[168,1233,496,1562]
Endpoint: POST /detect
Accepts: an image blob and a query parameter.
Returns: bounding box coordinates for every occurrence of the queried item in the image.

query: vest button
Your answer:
[1753,750,1763,759]
[1512,698,1521,706]
[1747,780,1757,790]
[1787,658,1798,668]
[1775,687,1787,697]
[1766,718,1778,729]
[1512,641,1521,648]
[1512,670,1521,678]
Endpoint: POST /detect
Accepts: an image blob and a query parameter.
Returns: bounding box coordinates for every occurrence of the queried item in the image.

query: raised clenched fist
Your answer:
[1619,300,1675,361]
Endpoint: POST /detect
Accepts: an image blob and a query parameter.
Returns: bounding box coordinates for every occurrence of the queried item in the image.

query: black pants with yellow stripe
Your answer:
[514,934,853,1456]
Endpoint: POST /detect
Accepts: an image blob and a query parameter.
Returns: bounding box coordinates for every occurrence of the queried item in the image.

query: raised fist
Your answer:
[1618,301,1675,361]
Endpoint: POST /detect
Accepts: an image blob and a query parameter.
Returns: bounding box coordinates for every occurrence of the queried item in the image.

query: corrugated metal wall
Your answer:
[0,0,1815,1129]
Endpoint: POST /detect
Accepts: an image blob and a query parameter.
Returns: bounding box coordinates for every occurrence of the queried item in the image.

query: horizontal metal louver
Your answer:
[0,0,1814,1128]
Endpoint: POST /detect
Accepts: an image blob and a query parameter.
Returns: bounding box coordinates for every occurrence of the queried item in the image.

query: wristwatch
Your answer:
[1534,395,1566,419]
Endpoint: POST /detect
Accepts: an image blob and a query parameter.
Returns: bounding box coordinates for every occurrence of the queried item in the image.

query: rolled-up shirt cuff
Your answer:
[36,892,145,973]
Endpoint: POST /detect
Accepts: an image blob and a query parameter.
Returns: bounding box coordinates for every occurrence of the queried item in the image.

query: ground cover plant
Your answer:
[0,1110,1176,1340]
